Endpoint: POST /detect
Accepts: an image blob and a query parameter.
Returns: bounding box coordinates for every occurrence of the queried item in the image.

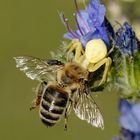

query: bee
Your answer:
[14,56,104,129]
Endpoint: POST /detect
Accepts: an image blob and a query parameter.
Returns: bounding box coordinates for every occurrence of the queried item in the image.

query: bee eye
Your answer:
[79,78,84,81]
[71,89,77,93]
[43,81,47,85]
[73,66,79,71]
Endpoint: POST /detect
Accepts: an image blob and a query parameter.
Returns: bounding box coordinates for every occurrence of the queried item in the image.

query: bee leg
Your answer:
[87,57,112,86]
[30,82,47,110]
[64,109,68,131]
[57,69,64,84]
[30,95,42,111]
[64,101,72,130]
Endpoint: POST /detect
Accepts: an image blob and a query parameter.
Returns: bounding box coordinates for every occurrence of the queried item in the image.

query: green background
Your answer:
[0,0,125,140]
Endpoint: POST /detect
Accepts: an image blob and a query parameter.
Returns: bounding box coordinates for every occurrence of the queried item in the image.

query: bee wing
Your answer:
[73,92,104,129]
[14,56,62,81]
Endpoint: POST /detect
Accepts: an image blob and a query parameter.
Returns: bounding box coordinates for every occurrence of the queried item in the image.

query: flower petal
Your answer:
[64,32,76,40]
[86,0,106,27]
[76,10,91,34]
[119,99,132,114]
[115,22,137,55]
[119,101,140,133]
[119,113,140,133]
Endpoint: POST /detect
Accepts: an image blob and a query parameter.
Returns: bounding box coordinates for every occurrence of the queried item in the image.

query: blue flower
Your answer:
[113,128,140,140]
[60,0,111,48]
[119,99,140,134]
[121,128,140,140]
[113,99,140,140]
[115,22,137,56]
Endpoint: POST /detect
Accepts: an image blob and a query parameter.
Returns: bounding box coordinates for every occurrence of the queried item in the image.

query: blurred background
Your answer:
[0,0,139,140]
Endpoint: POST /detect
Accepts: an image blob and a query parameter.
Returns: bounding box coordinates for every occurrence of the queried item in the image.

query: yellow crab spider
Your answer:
[66,39,112,86]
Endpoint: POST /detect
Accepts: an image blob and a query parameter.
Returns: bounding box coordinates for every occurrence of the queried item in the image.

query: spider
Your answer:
[66,39,112,86]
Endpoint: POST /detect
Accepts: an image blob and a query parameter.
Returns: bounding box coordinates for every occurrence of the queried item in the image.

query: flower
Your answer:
[115,22,138,56]
[110,21,140,100]
[60,0,112,48]
[119,99,140,134]
[113,99,140,140]
[113,129,140,140]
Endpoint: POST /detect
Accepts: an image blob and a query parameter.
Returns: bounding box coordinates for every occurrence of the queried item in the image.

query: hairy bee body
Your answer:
[15,56,104,129]
[39,84,68,127]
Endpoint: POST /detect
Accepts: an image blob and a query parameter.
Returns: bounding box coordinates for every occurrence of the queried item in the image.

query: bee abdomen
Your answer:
[39,85,68,127]
[40,108,60,127]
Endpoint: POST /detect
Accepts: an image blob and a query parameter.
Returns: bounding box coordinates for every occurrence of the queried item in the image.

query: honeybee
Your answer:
[14,56,104,129]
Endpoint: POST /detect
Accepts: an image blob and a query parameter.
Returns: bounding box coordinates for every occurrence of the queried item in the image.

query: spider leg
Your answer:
[67,39,84,62]
[107,44,115,56]
[74,43,84,63]
[87,57,112,86]
[99,57,112,86]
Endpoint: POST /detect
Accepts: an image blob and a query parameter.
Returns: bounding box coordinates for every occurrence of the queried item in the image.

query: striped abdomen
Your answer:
[39,85,68,127]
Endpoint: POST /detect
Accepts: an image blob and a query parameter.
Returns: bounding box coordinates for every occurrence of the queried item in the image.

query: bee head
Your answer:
[64,62,89,82]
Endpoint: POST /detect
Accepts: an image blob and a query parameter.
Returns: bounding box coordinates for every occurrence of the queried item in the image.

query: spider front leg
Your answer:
[87,57,112,86]
[67,39,84,62]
